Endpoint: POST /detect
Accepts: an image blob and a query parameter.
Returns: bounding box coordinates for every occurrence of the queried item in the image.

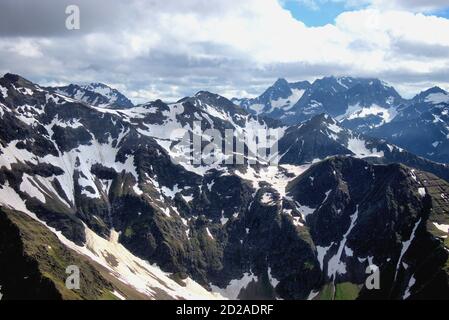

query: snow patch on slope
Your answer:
[433,222,449,234]
[426,92,449,105]
[327,206,359,279]
[394,219,421,281]
[210,272,258,300]
[339,103,397,126]
[269,88,305,113]
[0,85,8,98]
[347,137,384,158]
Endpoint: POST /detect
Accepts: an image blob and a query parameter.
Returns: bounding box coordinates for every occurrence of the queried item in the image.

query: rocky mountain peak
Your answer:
[187,90,247,116]
[47,81,134,109]
[307,112,336,127]
[1,73,37,89]
[273,77,290,87]
[85,82,109,89]
[413,86,449,104]
[194,90,220,99]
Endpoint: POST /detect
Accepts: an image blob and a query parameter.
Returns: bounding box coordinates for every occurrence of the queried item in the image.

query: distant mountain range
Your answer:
[233,76,449,164]
[0,73,448,300]
[232,76,404,129]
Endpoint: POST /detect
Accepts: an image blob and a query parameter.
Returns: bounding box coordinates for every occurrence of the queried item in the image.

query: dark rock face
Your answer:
[0,73,448,300]
[286,157,449,299]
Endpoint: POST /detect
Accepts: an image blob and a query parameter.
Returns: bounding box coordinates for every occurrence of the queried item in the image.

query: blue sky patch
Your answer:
[434,8,449,19]
[281,0,363,26]
[281,0,449,26]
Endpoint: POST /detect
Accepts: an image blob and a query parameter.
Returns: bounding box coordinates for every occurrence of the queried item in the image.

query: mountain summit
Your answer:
[233,78,311,118]
[48,82,134,109]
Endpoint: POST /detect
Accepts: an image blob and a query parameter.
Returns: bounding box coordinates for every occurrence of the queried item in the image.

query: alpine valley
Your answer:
[0,73,448,300]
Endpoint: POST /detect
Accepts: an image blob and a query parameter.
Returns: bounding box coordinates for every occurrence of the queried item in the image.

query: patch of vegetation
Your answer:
[334,282,360,300]
[99,290,120,300]
[317,282,360,300]
[124,226,134,238]
[303,261,315,271]
[318,283,334,300]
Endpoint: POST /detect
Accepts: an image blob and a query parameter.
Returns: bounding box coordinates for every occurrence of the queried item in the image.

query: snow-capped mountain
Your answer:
[49,82,134,109]
[234,76,405,131]
[368,87,449,164]
[413,86,449,105]
[0,73,448,300]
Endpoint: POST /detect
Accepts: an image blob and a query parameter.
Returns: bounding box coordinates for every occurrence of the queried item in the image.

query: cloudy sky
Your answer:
[1,0,449,103]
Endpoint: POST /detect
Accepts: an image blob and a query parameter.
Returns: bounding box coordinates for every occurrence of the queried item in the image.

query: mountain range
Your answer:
[233,76,449,164]
[0,73,448,300]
